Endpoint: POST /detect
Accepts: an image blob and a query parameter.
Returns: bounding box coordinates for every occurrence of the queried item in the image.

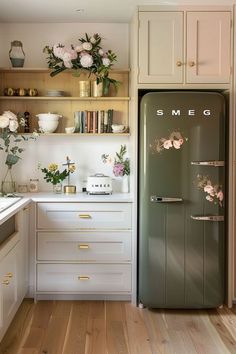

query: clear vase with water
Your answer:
[1,166,16,195]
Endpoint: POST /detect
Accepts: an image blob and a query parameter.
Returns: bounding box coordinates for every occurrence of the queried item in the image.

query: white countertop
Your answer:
[0,192,133,225]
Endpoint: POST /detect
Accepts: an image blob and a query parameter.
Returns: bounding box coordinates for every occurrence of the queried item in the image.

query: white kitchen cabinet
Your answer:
[0,233,20,341]
[138,10,231,84]
[35,202,132,299]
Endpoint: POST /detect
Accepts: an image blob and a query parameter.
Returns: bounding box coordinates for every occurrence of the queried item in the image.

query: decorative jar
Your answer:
[9,40,25,67]
[53,183,62,194]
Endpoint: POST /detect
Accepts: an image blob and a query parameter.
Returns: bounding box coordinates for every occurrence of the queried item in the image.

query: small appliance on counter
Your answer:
[86,173,112,195]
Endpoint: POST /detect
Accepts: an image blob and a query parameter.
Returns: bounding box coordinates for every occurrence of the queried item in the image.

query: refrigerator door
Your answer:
[139,91,225,308]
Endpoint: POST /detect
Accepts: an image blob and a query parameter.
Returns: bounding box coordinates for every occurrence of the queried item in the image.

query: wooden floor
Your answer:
[1,300,236,354]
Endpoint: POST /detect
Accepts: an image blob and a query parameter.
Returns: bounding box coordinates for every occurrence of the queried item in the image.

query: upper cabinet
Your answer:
[138,10,232,84]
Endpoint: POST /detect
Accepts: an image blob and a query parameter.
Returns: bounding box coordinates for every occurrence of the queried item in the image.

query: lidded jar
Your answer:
[9,40,25,67]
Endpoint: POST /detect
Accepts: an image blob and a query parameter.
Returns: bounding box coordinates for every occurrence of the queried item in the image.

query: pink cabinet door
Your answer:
[139,12,184,84]
[186,12,231,83]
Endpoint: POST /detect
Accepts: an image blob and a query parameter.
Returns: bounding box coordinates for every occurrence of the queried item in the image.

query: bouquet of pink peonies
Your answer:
[102,145,130,177]
[43,33,118,95]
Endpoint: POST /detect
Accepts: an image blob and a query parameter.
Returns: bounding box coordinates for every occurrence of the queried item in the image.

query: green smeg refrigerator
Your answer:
[138,91,226,308]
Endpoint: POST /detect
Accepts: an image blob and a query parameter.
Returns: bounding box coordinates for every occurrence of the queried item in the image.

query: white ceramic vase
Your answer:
[121,175,129,193]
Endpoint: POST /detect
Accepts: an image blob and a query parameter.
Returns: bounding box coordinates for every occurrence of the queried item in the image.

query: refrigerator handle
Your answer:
[190,215,224,222]
[191,161,224,167]
[150,196,183,203]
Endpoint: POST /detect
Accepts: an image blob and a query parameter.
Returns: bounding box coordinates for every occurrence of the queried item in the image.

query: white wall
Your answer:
[0,23,129,68]
[0,22,130,193]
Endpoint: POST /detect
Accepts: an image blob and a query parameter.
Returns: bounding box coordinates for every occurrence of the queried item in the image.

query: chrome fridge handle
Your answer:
[150,196,183,203]
[191,215,224,222]
[191,161,224,167]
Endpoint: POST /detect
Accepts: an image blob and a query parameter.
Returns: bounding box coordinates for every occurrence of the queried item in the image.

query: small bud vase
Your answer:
[121,175,129,193]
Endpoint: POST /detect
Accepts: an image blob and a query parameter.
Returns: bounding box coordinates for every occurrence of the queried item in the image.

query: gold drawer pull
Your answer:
[2,280,10,285]
[78,244,90,249]
[78,276,90,281]
[189,61,195,67]
[5,272,13,278]
[79,214,91,219]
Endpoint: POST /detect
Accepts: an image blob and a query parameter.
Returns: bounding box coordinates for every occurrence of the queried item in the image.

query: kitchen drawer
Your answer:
[37,203,132,230]
[37,264,131,292]
[37,231,132,261]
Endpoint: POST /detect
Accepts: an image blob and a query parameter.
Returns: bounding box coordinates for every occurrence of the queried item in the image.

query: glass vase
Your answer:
[53,183,62,194]
[1,166,16,195]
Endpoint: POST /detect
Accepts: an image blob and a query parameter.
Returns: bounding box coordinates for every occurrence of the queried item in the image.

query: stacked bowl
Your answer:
[36,113,62,133]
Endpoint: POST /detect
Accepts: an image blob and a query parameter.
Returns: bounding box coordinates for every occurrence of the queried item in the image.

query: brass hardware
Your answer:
[64,185,76,194]
[78,276,90,280]
[189,61,195,67]
[5,272,13,278]
[176,61,183,67]
[2,280,10,285]
[78,244,90,249]
[79,214,91,219]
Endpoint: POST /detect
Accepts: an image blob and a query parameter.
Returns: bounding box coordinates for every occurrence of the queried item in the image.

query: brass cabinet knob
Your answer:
[189,61,196,67]
[2,280,10,285]
[78,244,90,249]
[78,276,90,280]
[5,272,13,278]
[78,214,91,219]
[176,61,183,67]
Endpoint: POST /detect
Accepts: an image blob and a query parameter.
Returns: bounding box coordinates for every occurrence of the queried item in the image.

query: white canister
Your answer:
[29,179,39,192]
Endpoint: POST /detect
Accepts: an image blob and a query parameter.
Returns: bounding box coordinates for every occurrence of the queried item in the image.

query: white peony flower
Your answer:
[3,110,17,120]
[53,45,65,59]
[206,195,214,202]
[102,57,110,67]
[173,140,181,149]
[9,119,19,132]
[163,140,172,149]
[75,45,83,52]
[0,115,9,128]
[98,49,104,56]
[80,54,93,68]
[82,42,92,51]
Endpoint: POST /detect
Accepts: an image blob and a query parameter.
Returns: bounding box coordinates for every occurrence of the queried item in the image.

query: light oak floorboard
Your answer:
[1,300,236,354]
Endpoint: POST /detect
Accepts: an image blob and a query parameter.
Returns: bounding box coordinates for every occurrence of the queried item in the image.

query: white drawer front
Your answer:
[37,231,132,261]
[37,203,132,230]
[37,264,131,292]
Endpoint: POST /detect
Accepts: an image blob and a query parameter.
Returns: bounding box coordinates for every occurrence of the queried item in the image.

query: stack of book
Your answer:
[74,109,114,134]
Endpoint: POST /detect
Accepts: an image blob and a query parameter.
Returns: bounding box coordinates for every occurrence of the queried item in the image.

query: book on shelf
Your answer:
[73,109,116,134]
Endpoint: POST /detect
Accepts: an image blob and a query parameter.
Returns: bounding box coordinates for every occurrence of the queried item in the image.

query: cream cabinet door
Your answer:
[186,12,231,83]
[139,11,184,83]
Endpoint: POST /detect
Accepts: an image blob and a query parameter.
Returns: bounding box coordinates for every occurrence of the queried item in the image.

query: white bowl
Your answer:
[65,127,75,134]
[38,120,59,133]
[112,124,125,133]
[36,113,62,121]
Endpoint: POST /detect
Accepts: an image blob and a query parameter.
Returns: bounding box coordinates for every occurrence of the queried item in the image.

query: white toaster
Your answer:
[86,173,112,195]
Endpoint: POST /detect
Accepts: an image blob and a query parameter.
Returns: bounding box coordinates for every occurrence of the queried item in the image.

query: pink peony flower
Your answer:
[63,60,73,68]
[179,139,184,145]
[204,185,214,195]
[217,191,224,201]
[113,163,125,177]
[53,45,65,59]
[80,54,93,68]
[82,42,92,51]
[163,140,172,149]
